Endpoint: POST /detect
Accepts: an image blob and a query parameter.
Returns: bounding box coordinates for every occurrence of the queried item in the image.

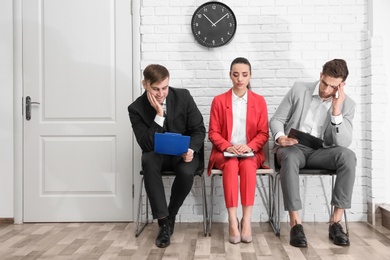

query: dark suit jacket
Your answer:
[128,87,205,154]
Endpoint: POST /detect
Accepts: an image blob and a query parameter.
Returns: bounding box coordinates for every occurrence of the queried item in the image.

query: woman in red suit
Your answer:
[208,57,269,244]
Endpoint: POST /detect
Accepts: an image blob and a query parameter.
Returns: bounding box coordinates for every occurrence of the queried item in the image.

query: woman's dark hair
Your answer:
[322,59,349,82]
[230,57,252,89]
[143,64,170,86]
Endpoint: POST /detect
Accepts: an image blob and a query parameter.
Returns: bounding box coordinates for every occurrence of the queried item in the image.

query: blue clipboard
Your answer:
[154,132,190,156]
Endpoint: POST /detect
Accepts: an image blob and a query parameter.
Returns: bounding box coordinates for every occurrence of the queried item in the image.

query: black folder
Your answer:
[288,128,324,150]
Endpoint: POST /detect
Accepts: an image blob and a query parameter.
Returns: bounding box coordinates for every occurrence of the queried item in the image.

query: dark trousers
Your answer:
[276,144,356,211]
[142,151,199,219]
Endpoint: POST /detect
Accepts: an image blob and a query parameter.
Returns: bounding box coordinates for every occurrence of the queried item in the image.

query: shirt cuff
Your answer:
[331,113,343,125]
[154,114,165,127]
[275,132,286,145]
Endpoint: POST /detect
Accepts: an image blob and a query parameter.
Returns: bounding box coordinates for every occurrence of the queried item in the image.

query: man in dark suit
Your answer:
[270,59,356,247]
[128,64,205,248]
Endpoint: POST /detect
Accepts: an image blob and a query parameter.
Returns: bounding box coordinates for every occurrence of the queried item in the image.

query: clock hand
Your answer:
[203,14,216,26]
[213,13,229,26]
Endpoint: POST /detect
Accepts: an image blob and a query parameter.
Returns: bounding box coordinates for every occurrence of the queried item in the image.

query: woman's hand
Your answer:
[225,144,252,154]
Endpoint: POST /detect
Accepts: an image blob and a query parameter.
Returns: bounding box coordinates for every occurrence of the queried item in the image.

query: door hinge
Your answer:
[132,184,134,198]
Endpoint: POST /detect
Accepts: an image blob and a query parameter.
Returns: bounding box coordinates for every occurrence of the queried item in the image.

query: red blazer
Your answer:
[207,89,269,175]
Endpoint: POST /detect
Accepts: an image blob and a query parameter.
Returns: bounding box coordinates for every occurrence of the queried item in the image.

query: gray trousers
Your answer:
[276,144,356,211]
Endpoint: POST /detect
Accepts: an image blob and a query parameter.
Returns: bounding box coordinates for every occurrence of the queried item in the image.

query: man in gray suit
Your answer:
[270,59,356,247]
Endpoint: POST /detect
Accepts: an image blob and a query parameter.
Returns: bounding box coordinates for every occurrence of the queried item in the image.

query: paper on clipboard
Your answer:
[288,128,324,150]
[223,151,255,158]
[154,132,190,156]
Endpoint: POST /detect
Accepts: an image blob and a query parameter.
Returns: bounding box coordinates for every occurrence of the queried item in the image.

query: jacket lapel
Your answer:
[246,91,254,141]
[298,83,317,129]
[225,89,233,142]
[165,88,174,131]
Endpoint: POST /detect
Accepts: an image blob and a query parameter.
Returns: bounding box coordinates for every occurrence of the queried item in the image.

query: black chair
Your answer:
[208,142,278,236]
[273,154,349,237]
[135,145,208,237]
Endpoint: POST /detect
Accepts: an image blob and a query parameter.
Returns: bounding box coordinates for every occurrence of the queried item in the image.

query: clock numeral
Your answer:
[227,14,230,18]
[222,8,225,12]
[229,23,232,27]
[212,5,216,10]
[212,40,215,45]
[221,37,224,42]
[204,37,207,41]
[227,32,231,35]
[197,14,202,19]
[195,22,199,27]
[203,7,207,12]
[198,31,201,35]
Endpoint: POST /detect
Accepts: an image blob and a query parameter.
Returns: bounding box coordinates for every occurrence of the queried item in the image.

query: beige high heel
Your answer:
[229,217,240,244]
[240,219,253,243]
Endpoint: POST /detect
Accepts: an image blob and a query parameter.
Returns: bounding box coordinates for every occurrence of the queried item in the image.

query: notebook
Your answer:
[154,132,190,156]
[288,128,324,150]
[223,151,255,158]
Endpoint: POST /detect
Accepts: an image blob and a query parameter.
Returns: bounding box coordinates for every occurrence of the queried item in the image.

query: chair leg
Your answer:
[200,174,208,237]
[270,173,280,236]
[344,210,349,236]
[208,175,215,236]
[256,174,274,226]
[135,176,149,237]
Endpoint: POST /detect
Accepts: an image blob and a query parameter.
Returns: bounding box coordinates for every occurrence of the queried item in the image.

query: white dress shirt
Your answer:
[231,90,247,145]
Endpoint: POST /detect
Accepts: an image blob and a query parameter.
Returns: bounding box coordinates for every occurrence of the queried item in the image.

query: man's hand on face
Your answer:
[331,82,346,116]
[146,91,164,117]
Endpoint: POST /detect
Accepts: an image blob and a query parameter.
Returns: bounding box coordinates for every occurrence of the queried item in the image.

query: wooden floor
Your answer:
[1,221,390,260]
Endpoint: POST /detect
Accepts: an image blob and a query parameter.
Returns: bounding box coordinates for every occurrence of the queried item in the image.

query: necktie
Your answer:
[162,103,167,117]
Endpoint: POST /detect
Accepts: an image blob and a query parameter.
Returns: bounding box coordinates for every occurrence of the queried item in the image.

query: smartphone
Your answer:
[335,91,339,98]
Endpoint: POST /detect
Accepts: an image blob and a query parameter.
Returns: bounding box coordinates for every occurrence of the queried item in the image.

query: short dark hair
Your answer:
[322,59,349,82]
[230,57,252,89]
[143,64,170,86]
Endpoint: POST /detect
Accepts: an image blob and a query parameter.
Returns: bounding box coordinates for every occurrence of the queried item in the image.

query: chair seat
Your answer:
[210,168,275,175]
[298,169,335,175]
[140,169,204,176]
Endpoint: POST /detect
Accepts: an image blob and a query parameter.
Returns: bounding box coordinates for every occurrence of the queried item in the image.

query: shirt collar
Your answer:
[232,89,248,103]
[312,82,332,102]
[312,82,320,97]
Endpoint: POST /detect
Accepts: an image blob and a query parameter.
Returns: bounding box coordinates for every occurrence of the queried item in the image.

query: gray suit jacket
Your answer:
[270,81,356,148]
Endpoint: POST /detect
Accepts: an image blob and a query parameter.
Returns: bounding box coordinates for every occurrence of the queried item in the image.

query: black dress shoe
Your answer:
[329,222,349,246]
[168,215,176,235]
[156,218,171,248]
[290,224,307,247]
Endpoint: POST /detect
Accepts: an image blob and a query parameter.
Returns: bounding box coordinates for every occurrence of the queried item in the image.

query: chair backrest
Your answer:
[195,143,205,176]
[262,141,270,168]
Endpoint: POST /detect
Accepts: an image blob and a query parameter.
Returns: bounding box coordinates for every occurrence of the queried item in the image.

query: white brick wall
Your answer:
[138,0,370,223]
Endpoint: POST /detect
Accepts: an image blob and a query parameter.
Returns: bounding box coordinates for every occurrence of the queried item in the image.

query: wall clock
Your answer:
[191,1,237,48]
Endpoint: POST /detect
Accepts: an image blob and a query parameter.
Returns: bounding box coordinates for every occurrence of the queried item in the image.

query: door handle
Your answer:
[26,96,40,121]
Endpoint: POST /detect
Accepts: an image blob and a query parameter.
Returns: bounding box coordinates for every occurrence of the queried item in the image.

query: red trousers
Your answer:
[214,153,258,208]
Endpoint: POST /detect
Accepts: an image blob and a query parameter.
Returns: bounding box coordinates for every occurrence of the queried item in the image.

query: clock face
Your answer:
[191,2,237,48]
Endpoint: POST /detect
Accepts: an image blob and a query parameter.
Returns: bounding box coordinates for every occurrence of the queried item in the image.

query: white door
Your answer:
[23,0,133,222]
